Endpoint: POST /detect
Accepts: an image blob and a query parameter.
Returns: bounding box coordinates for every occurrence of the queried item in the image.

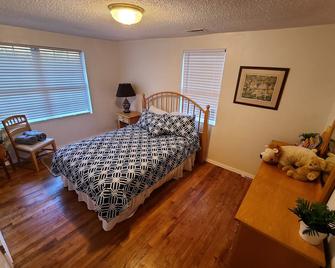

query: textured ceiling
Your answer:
[0,0,334,40]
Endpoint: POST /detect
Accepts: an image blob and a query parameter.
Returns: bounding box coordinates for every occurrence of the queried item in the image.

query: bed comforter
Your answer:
[51,124,199,222]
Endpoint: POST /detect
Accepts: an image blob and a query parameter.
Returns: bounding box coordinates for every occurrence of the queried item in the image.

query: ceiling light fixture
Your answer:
[108,3,144,25]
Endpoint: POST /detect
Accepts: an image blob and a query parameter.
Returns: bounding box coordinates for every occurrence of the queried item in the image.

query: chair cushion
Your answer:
[15,137,55,152]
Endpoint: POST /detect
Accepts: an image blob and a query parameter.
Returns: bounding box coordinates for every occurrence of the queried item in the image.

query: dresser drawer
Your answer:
[117,112,141,129]
[118,115,130,124]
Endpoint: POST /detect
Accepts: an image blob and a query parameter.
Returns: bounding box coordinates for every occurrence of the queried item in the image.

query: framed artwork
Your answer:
[233,66,289,110]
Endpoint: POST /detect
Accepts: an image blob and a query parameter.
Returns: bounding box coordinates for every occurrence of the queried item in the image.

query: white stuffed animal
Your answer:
[260,145,326,181]
[261,145,318,168]
[278,146,319,169]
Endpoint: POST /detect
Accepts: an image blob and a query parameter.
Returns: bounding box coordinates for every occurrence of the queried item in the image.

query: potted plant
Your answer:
[290,198,335,245]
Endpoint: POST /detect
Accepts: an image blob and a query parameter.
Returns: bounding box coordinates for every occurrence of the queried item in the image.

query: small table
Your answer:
[116,111,141,129]
[0,144,14,179]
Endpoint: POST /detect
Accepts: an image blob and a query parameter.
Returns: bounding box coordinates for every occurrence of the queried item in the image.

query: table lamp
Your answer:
[116,83,136,113]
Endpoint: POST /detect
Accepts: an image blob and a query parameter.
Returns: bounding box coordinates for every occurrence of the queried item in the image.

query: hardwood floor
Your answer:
[0,162,250,268]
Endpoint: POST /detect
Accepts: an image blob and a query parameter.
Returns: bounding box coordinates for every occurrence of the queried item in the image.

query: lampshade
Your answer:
[116,83,136,97]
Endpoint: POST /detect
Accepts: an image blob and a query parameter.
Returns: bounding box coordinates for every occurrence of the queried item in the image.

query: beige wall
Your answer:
[0,24,120,146]
[0,24,334,175]
[118,24,335,176]
[327,101,335,126]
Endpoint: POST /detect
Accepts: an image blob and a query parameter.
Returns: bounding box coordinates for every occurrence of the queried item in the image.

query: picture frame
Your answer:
[233,66,290,110]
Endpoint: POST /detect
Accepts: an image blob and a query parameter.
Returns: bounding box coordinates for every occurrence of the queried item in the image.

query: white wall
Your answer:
[0,24,120,146]
[118,24,335,175]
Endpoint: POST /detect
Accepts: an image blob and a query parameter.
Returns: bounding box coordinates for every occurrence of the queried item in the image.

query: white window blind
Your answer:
[181,49,226,125]
[0,44,92,124]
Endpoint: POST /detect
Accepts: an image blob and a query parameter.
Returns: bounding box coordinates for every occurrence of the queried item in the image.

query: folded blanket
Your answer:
[15,135,38,145]
[23,130,47,141]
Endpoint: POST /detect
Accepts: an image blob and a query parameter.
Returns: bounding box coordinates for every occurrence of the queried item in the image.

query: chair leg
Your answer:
[7,152,15,170]
[1,162,10,179]
[31,152,40,172]
[13,149,21,164]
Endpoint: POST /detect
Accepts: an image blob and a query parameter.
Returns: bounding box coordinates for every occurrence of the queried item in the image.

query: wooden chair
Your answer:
[2,115,56,172]
[0,143,14,179]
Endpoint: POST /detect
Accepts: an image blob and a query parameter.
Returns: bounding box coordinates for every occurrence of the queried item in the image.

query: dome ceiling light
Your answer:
[108,3,144,25]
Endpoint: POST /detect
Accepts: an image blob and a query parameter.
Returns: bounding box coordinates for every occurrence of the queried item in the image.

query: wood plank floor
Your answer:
[0,162,250,268]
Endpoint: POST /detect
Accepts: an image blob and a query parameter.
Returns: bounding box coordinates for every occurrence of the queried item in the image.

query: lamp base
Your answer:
[123,98,131,113]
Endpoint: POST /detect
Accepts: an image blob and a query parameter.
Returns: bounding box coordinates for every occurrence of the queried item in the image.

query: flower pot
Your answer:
[299,221,327,245]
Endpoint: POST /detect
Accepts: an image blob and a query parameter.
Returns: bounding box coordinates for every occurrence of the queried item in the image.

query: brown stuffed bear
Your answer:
[286,156,326,181]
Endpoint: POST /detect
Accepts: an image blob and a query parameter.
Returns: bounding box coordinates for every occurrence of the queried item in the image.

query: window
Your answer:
[181,49,226,125]
[0,43,92,124]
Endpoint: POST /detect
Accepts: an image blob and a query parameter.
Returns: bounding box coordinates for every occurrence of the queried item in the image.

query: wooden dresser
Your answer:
[230,161,326,268]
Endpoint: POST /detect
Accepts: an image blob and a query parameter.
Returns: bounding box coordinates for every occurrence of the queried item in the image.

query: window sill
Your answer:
[30,111,93,125]
[0,111,92,128]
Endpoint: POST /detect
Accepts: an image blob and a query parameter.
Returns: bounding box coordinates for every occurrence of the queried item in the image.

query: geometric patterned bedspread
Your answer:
[51,124,200,222]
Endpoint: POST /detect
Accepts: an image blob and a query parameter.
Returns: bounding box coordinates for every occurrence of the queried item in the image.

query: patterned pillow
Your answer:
[138,111,198,139]
[137,110,166,135]
[137,110,154,130]
[147,113,167,136]
[163,114,197,140]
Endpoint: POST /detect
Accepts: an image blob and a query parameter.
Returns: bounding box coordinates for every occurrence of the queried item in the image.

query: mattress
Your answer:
[51,124,200,223]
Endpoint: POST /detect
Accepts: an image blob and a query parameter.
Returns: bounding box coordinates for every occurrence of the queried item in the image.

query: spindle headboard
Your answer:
[142,91,210,163]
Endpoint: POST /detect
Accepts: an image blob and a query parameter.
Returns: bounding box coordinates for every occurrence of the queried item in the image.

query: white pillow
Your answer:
[149,106,192,117]
[170,111,185,116]
[149,106,167,114]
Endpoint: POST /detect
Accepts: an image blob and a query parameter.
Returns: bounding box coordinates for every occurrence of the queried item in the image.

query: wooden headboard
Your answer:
[142,91,210,163]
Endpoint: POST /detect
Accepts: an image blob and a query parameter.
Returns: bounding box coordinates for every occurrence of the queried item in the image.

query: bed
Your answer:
[52,91,210,231]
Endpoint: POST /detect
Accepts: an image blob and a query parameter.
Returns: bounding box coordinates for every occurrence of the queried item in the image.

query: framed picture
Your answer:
[233,66,289,110]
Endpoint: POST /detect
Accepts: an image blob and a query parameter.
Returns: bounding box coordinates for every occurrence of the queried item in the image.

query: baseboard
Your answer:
[206,158,254,179]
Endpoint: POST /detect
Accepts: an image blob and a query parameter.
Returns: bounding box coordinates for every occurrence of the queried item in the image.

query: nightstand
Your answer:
[116,111,141,129]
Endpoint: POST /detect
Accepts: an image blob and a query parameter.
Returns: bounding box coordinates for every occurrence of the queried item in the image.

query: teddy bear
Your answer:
[260,145,326,181]
[286,157,326,181]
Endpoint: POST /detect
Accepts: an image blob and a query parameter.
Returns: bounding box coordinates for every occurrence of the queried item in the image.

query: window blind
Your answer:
[0,44,92,124]
[181,49,226,125]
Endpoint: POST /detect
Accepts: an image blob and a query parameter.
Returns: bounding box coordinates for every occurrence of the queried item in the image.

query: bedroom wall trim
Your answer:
[206,158,254,179]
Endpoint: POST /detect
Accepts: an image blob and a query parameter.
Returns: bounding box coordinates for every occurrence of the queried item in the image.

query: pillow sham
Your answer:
[137,110,156,130]
[138,110,198,139]
[163,114,197,140]
[137,110,166,135]
[147,113,167,136]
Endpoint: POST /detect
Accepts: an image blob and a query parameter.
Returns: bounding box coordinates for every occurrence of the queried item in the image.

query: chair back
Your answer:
[2,115,32,148]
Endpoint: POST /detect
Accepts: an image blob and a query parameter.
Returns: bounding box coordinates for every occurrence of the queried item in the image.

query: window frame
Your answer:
[180,48,226,126]
[0,42,93,125]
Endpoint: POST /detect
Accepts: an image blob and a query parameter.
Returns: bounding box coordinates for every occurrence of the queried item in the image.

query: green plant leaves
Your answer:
[289,198,335,236]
